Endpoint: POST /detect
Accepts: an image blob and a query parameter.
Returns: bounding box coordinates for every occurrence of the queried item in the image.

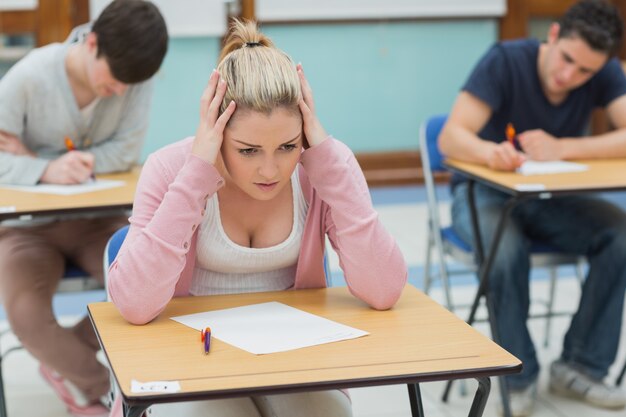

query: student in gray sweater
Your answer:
[0,1,167,416]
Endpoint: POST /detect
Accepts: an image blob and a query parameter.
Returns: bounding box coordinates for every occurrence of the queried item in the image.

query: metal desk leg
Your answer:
[468,378,491,417]
[124,403,149,417]
[443,181,523,417]
[407,383,426,417]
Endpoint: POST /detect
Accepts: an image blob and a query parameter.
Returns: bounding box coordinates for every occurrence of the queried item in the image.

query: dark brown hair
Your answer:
[92,0,168,84]
[559,0,623,56]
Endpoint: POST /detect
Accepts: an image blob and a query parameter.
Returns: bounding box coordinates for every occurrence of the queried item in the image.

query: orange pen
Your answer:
[505,123,516,146]
[65,136,95,180]
[64,136,76,151]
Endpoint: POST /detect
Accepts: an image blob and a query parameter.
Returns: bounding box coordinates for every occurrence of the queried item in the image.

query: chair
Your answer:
[420,114,585,346]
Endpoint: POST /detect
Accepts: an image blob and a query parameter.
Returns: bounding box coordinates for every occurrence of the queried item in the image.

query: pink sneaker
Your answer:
[39,364,109,417]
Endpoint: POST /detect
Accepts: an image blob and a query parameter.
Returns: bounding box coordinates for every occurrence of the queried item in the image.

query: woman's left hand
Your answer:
[297,64,328,148]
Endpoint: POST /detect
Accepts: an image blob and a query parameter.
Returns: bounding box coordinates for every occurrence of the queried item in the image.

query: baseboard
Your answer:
[355,150,450,187]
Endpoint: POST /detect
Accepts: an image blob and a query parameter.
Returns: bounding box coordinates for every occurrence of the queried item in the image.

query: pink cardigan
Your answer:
[107,136,407,416]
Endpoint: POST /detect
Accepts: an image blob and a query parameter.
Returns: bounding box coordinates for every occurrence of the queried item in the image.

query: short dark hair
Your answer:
[559,0,623,57]
[92,0,168,84]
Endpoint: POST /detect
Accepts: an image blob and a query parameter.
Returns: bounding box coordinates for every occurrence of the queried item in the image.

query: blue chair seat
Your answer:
[106,225,130,266]
[441,227,472,253]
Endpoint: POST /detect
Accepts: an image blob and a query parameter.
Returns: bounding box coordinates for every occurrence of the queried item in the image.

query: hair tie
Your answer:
[243,41,261,48]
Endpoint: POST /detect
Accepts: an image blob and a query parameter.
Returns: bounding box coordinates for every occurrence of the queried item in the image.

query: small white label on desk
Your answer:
[0,206,16,213]
[131,380,181,393]
[515,184,546,192]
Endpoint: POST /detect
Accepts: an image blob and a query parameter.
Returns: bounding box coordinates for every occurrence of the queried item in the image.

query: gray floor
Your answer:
[1,188,626,417]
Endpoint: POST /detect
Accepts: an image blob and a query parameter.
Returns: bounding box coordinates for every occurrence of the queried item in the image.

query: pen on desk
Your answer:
[201,327,211,355]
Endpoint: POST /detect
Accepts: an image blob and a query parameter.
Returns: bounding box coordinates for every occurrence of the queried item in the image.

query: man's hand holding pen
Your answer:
[40,136,95,185]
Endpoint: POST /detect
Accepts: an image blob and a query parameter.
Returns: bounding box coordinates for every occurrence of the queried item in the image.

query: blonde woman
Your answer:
[107,20,407,417]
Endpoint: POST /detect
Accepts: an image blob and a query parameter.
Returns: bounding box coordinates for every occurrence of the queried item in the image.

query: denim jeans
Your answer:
[451,182,626,390]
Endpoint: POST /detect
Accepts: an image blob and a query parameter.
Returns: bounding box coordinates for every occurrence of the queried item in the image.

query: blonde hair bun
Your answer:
[217,19,301,115]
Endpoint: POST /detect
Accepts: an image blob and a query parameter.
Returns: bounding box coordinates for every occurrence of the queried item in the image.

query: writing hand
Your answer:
[0,131,34,157]
[191,70,237,165]
[297,64,328,148]
[487,142,525,171]
[40,151,95,184]
[518,129,563,161]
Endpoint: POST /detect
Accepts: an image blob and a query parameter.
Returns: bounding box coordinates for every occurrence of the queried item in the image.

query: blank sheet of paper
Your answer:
[517,161,588,176]
[0,179,125,195]
[171,301,369,355]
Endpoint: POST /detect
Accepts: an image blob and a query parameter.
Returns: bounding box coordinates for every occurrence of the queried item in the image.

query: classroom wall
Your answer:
[0,20,497,160]
[142,19,497,160]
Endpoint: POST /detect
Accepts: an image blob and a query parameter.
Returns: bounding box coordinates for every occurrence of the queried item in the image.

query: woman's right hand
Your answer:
[191,70,237,164]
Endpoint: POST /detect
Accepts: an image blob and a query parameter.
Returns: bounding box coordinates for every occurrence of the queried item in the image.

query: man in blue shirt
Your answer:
[440,1,626,415]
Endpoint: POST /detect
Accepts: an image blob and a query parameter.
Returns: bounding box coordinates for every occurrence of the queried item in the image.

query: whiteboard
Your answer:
[256,0,506,21]
[89,0,229,37]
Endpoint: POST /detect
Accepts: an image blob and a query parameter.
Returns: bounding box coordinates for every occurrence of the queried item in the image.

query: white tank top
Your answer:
[190,172,308,296]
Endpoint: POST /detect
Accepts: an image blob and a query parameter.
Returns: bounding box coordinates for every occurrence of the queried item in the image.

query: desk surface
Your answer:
[445,158,626,196]
[0,167,140,220]
[89,285,521,405]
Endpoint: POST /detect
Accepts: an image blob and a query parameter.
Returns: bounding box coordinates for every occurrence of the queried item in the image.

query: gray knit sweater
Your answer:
[0,29,153,185]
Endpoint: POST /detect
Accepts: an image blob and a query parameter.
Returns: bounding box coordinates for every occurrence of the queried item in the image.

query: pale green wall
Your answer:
[142,36,222,160]
[143,19,497,159]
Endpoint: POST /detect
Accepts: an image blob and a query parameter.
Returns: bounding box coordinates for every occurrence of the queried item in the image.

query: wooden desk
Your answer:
[0,167,141,222]
[89,285,521,417]
[445,158,626,196]
[443,158,626,413]
[443,157,626,280]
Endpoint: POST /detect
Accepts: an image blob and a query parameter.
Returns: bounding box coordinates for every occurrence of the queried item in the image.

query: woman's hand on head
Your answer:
[297,64,328,148]
[191,70,236,164]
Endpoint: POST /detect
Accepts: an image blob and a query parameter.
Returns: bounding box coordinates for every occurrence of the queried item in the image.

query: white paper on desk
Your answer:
[0,179,125,195]
[171,301,369,355]
[516,161,588,176]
